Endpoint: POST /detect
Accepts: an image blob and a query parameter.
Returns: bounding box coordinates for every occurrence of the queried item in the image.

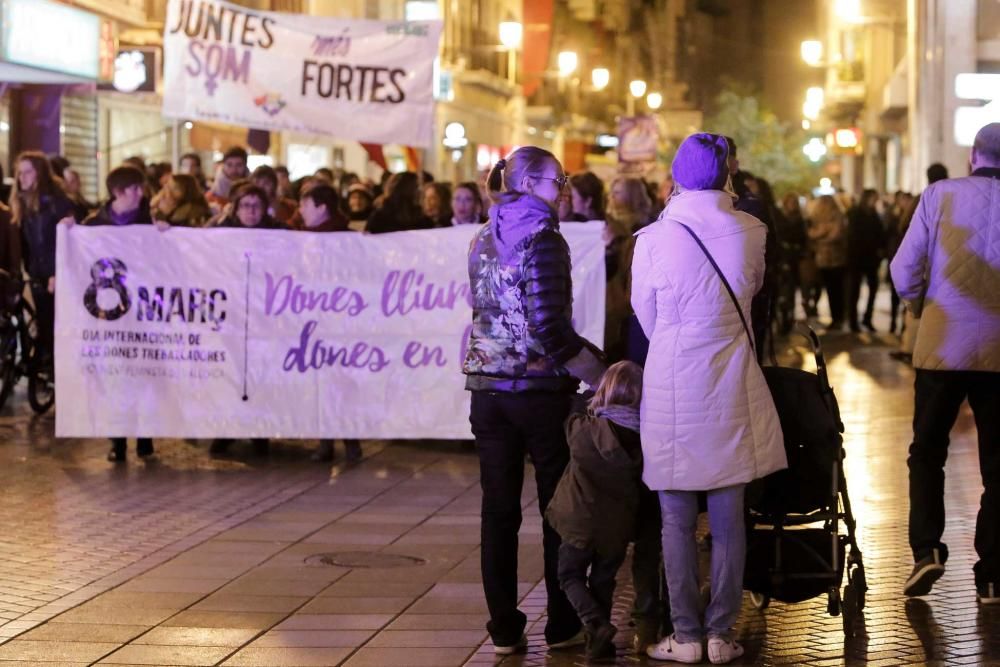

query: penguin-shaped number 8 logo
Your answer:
[83,258,131,321]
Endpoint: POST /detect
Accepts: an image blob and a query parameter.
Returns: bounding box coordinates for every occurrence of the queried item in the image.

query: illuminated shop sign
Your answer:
[0,0,101,79]
[98,47,160,94]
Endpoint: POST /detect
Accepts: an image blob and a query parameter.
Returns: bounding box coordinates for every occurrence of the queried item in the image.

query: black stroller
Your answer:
[744,326,867,637]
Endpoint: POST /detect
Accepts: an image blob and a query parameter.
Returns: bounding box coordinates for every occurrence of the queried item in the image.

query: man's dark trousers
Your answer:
[909,369,1000,588]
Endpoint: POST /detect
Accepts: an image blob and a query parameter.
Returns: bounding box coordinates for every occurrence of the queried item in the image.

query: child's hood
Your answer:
[566,413,642,468]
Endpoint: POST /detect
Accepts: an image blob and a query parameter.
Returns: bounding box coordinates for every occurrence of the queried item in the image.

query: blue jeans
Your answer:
[659,485,746,642]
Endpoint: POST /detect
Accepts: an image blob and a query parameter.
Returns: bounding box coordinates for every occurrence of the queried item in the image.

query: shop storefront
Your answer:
[0,0,113,200]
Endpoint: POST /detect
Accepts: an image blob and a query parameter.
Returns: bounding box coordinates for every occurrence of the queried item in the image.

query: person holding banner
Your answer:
[292,183,364,464]
[216,186,287,231]
[463,147,606,655]
[210,184,286,458]
[77,166,157,461]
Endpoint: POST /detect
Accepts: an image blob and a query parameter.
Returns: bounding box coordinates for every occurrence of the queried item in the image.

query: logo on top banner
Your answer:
[254,92,287,116]
[82,257,229,330]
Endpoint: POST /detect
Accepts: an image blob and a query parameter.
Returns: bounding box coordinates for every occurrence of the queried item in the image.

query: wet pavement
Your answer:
[0,297,998,665]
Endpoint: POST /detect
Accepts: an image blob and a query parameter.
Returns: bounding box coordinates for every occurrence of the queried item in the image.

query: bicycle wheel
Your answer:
[0,322,18,410]
[26,348,54,414]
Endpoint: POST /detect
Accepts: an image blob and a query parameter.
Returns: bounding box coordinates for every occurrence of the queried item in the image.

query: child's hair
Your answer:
[588,360,643,411]
[485,146,559,205]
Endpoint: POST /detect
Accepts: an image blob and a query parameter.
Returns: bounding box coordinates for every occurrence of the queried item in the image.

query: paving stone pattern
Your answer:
[0,321,998,665]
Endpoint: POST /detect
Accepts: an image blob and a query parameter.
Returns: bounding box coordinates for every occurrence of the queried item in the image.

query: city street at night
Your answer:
[2,0,1000,665]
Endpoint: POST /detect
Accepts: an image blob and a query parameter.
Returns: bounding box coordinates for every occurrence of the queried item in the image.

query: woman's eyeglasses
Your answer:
[536,175,569,190]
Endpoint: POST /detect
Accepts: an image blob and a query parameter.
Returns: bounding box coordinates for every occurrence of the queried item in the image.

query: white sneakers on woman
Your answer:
[646,634,702,663]
[646,633,745,664]
[708,636,745,664]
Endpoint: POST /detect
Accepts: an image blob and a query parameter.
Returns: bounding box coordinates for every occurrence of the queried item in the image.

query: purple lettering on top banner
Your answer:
[264,272,368,317]
[381,269,471,317]
[282,320,389,373]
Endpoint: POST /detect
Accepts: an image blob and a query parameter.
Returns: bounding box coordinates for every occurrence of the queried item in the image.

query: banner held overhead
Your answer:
[162,0,442,147]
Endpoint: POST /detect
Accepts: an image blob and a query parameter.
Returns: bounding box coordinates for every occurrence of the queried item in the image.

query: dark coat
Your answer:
[847,206,887,268]
[19,193,75,279]
[83,199,153,227]
[545,414,644,558]
[462,195,584,392]
[217,214,287,230]
[0,204,20,277]
[365,202,434,234]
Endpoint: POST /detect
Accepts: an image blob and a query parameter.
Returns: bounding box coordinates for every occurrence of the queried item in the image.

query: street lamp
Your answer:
[499,21,522,85]
[627,79,646,116]
[646,92,663,110]
[591,67,610,91]
[803,137,827,162]
[801,40,823,67]
[558,51,578,77]
[803,86,824,120]
[835,0,862,23]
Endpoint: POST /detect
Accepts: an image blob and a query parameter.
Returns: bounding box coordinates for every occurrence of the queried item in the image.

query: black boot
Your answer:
[585,621,617,662]
[136,438,154,458]
[107,438,126,463]
[344,439,362,462]
[311,439,334,462]
[210,438,231,456]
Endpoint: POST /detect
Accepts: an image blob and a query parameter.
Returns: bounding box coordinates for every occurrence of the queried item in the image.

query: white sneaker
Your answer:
[646,634,703,663]
[493,634,527,655]
[708,636,744,664]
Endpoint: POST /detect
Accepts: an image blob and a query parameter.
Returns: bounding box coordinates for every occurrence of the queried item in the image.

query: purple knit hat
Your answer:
[672,133,730,191]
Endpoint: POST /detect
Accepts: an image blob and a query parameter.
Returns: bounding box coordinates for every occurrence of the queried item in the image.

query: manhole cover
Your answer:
[304,551,427,569]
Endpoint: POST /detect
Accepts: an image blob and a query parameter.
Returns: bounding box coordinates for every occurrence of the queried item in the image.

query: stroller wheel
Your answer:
[842,584,858,638]
[827,587,841,617]
[854,566,867,611]
[749,591,770,610]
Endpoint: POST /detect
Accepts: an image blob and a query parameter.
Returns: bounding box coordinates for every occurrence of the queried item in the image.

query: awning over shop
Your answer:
[0,62,95,85]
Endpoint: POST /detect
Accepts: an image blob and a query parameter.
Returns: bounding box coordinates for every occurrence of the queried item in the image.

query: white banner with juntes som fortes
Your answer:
[54,224,606,439]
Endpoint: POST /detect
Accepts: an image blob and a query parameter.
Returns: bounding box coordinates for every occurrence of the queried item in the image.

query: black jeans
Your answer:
[110,438,153,454]
[30,283,54,361]
[557,542,625,627]
[848,262,880,327]
[819,267,846,325]
[470,390,580,646]
[909,369,1000,586]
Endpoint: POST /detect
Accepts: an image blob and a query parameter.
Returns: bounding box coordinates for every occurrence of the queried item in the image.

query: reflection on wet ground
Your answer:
[0,307,997,665]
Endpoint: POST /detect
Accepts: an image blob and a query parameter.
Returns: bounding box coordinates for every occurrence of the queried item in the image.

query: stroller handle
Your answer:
[793,322,845,435]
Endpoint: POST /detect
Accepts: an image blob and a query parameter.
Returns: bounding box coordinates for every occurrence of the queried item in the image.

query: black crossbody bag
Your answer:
[675,222,755,350]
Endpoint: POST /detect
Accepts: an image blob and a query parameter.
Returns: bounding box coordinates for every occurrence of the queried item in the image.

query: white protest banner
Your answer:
[54,224,606,439]
[162,0,442,147]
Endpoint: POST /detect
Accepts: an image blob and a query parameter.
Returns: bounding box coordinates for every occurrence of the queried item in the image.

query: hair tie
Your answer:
[496,158,507,170]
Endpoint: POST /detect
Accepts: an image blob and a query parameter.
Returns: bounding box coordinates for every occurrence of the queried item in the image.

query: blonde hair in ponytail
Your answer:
[486,146,560,205]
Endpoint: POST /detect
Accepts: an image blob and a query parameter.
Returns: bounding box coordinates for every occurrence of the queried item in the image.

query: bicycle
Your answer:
[0,270,55,414]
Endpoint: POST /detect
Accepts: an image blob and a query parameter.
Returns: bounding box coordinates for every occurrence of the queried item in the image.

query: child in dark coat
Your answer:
[545,361,645,662]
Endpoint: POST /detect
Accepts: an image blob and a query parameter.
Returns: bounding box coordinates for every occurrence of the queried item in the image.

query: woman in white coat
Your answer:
[631,133,786,665]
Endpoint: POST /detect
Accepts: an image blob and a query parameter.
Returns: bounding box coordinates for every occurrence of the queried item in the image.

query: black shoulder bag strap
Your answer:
[676,222,755,353]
